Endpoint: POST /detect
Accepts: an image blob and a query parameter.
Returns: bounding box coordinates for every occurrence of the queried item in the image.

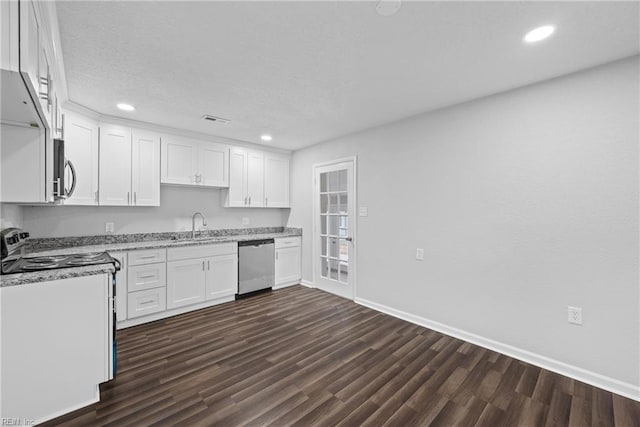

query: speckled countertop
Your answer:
[0,227,301,288]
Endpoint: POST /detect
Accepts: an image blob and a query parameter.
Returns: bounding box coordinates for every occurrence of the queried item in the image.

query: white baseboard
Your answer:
[354,296,640,402]
[273,281,300,290]
[300,279,315,288]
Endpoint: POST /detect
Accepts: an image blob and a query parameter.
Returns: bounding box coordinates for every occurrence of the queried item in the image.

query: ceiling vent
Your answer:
[201,115,230,124]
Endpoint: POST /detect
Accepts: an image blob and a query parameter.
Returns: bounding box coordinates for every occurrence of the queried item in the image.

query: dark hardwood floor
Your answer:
[44,285,640,426]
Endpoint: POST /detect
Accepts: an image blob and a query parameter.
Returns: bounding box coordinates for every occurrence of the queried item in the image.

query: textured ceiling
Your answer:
[56,1,639,150]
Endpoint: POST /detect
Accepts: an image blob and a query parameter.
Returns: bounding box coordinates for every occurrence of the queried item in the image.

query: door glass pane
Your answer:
[328,194,338,213]
[321,216,327,235]
[320,194,329,214]
[339,238,349,262]
[329,259,339,281]
[321,257,329,278]
[337,170,347,191]
[329,238,339,258]
[339,193,348,214]
[320,237,327,256]
[339,262,348,284]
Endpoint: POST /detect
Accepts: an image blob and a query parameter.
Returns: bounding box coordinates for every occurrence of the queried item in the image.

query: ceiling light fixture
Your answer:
[376,0,401,16]
[117,103,136,111]
[523,25,555,44]
[261,134,273,142]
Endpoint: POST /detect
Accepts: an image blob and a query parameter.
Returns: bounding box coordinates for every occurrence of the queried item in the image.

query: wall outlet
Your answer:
[105,222,115,233]
[415,248,424,261]
[242,217,250,226]
[568,306,583,325]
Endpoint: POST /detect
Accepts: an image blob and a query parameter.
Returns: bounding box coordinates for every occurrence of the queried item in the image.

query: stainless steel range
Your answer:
[0,228,120,274]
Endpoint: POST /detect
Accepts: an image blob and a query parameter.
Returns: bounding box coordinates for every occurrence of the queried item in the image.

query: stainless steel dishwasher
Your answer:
[237,239,275,297]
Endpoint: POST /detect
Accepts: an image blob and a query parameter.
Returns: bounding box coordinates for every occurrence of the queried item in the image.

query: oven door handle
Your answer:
[65,160,77,198]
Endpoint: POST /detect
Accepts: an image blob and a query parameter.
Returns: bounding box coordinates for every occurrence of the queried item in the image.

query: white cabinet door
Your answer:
[166,258,206,309]
[227,147,248,207]
[264,153,290,208]
[275,246,302,286]
[132,129,160,206]
[19,0,40,98]
[0,123,46,203]
[161,136,198,185]
[198,142,228,187]
[247,151,264,207]
[99,125,131,206]
[64,111,99,205]
[205,253,238,300]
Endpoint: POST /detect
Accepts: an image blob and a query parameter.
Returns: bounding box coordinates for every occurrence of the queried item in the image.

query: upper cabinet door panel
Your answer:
[198,142,228,187]
[19,0,40,96]
[161,136,197,185]
[132,130,160,206]
[264,154,290,208]
[227,148,247,207]
[99,125,131,206]
[246,151,264,207]
[64,111,99,205]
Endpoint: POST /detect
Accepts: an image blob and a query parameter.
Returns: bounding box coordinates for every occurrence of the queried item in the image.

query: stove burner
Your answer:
[24,255,68,263]
[21,263,60,270]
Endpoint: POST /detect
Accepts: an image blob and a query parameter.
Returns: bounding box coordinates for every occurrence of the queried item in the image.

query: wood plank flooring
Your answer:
[43,285,640,426]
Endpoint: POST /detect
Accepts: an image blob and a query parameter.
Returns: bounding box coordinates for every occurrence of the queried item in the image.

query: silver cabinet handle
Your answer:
[140,299,155,305]
[139,274,156,279]
[53,178,61,197]
[265,197,268,206]
[65,160,76,197]
[138,255,157,259]
[207,260,210,270]
[244,196,247,205]
[202,261,205,271]
[134,192,137,205]
[95,191,99,204]
[249,196,251,205]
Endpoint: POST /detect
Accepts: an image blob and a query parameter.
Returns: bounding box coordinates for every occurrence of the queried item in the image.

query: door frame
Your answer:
[311,156,357,300]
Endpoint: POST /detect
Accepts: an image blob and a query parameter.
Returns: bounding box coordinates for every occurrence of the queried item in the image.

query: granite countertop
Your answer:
[0,227,301,288]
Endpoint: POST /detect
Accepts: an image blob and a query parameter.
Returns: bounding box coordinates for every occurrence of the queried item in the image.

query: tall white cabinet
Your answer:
[64,111,99,205]
[225,148,290,208]
[99,124,160,206]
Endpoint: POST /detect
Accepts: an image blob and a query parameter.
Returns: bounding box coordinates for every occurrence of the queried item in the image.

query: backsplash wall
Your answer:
[23,186,289,237]
[0,204,24,230]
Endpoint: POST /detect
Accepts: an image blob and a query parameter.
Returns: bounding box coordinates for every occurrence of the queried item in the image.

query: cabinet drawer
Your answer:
[128,249,167,266]
[167,242,237,261]
[127,288,166,319]
[274,236,301,249]
[127,263,166,293]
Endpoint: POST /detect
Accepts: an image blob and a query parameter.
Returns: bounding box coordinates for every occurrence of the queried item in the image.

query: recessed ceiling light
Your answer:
[261,134,273,142]
[523,25,555,44]
[117,103,135,111]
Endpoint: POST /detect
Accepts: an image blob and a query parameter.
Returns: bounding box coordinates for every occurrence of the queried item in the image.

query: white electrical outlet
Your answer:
[415,248,424,261]
[105,222,115,233]
[568,306,583,325]
[242,217,250,226]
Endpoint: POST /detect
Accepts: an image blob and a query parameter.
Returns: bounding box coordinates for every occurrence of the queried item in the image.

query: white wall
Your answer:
[0,204,24,229]
[288,57,640,394]
[24,186,289,237]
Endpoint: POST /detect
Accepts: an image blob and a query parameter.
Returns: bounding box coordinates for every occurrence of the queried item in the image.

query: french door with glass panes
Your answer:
[313,159,355,299]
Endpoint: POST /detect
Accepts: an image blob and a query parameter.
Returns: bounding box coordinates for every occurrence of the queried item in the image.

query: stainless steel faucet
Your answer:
[191,212,207,239]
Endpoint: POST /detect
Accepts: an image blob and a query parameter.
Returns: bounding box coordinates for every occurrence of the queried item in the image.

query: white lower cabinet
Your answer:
[206,253,238,300]
[128,287,167,319]
[0,274,112,423]
[127,262,166,292]
[167,242,238,309]
[166,258,207,309]
[275,237,302,287]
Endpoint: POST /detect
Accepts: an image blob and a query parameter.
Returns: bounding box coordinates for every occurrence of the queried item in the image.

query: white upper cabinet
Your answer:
[99,125,132,206]
[264,153,290,208]
[99,124,160,206]
[199,142,229,187]
[64,111,99,205]
[225,147,290,208]
[132,130,160,206]
[161,136,229,188]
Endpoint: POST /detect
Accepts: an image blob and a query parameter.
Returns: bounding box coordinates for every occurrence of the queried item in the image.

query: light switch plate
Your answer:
[105,222,115,233]
[359,207,368,217]
[416,248,424,261]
